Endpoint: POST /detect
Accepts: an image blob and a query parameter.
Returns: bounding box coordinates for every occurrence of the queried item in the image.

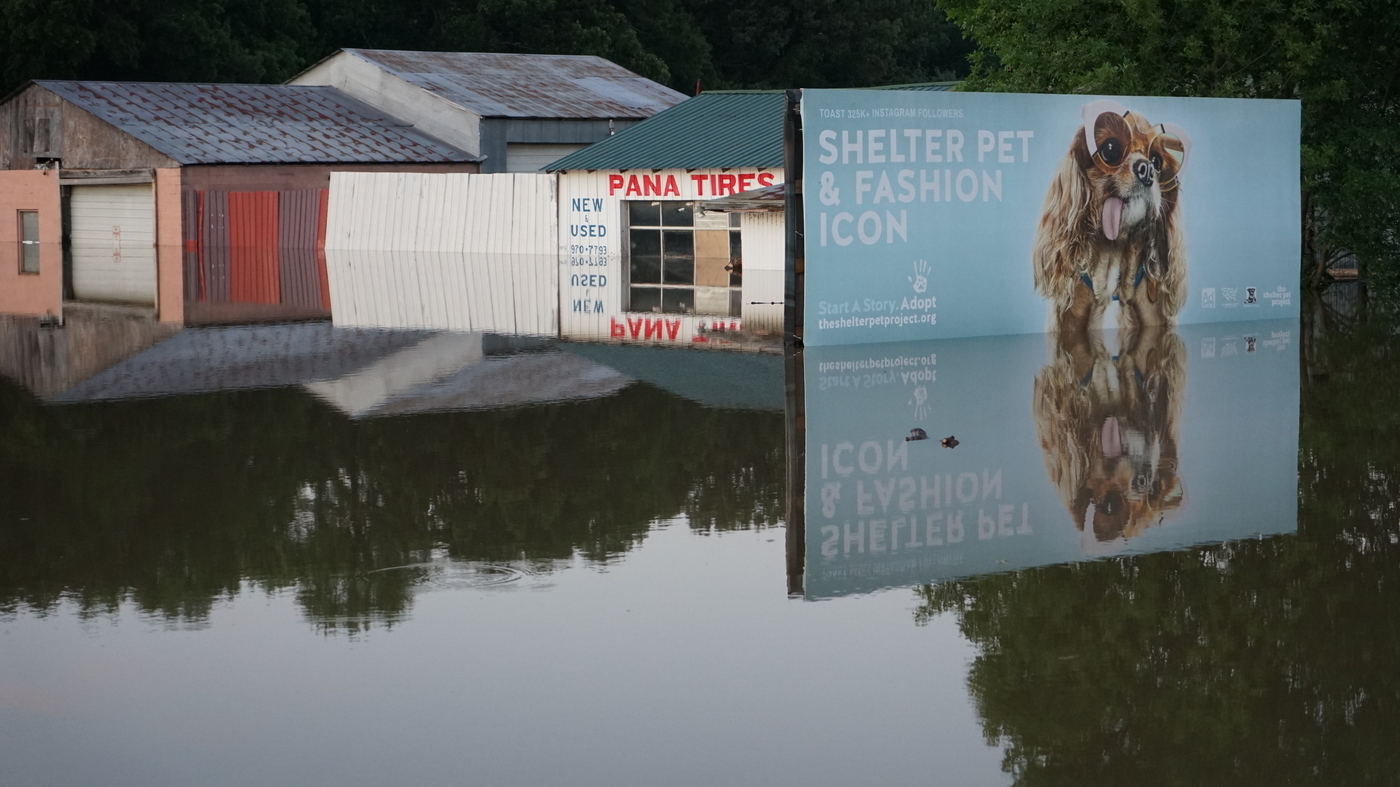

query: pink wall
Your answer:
[0,170,62,319]
[155,168,183,324]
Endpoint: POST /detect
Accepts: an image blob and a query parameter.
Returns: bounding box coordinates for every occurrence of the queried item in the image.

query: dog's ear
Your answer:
[1033,130,1096,307]
[1152,197,1189,317]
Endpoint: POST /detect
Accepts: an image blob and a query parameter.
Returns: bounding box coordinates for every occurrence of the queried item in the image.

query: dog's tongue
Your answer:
[1101,416,1122,458]
[1102,196,1123,241]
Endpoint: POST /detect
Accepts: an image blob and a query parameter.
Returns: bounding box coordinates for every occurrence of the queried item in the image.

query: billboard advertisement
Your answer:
[802,318,1299,599]
[800,90,1301,345]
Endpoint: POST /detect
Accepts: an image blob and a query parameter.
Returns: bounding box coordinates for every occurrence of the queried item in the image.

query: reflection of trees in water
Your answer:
[913,302,1400,784]
[0,382,783,632]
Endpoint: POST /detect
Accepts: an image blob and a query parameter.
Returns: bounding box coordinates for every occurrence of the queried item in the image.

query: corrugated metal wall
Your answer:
[324,172,557,336]
[200,190,231,303]
[228,191,279,304]
[277,189,325,309]
[185,188,331,313]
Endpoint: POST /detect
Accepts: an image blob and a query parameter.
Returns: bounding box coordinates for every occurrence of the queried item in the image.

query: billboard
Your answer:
[802,318,1299,599]
[800,90,1301,345]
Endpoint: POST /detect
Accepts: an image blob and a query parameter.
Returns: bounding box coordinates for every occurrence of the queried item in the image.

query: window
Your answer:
[19,211,39,274]
[626,200,741,316]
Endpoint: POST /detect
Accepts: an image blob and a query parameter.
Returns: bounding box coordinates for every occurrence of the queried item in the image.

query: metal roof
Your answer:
[547,91,786,171]
[702,182,786,212]
[35,80,478,165]
[545,83,961,172]
[338,49,686,120]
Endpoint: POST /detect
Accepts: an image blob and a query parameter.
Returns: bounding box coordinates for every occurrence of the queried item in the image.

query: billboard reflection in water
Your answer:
[803,319,1299,599]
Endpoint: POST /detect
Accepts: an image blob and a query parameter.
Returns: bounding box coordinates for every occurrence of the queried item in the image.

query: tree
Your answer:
[932,0,1400,286]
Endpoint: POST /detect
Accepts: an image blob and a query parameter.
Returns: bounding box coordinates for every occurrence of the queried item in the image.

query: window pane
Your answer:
[661,288,693,314]
[628,201,660,227]
[661,230,694,284]
[21,243,39,273]
[694,286,731,316]
[19,212,39,274]
[21,211,38,242]
[730,289,743,317]
[729,212,742,228]
[693,210,729,230]
[660,202,693,227]
[629,286,661,313]
[729,230,743,286]
[629,229,661,284]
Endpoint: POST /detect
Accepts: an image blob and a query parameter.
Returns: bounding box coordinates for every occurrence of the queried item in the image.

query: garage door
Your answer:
[70,183,157,305]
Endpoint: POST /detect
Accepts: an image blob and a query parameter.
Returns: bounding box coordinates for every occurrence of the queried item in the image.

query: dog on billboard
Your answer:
[1033,100,1191,332]
[1033,325,1186,550]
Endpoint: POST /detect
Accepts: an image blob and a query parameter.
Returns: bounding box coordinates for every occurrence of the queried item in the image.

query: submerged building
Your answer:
[0,80,477,325]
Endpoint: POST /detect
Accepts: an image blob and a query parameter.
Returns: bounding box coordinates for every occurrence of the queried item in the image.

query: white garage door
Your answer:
[70,183,157,305]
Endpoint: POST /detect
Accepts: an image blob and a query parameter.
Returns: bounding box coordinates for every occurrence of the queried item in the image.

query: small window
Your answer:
[19,211,39,274]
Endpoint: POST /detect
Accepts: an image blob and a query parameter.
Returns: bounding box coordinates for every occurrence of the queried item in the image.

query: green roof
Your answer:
[547,91,785,171]
[545,83,960,172]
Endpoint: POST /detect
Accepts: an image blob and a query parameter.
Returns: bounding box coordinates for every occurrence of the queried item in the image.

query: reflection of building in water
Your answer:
[1034,327,1186,549]
[0,307,181,398]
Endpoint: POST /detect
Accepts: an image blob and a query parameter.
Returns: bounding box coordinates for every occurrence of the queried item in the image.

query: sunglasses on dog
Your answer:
[1080,100,1191,190]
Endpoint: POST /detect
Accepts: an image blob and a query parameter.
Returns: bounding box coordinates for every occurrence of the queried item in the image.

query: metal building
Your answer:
[547,90,789,342]
[289,50,685,174]
[0,80,477,325]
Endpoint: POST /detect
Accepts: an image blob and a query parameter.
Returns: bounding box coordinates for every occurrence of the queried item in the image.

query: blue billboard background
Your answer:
[801,89,1301,345]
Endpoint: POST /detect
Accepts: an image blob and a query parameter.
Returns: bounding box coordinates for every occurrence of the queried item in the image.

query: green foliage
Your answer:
[0,0,316,89]
[914,288,1400,784]
[0,0,970,98]
[682,0,972,88]
[933,0,1400,284]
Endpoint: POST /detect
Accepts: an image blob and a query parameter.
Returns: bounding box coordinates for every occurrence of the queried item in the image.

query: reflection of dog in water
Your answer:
[1033,325,1186,548]
[1033,100,1190,333]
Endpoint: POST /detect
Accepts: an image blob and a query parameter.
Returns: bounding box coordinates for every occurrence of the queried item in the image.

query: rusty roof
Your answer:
[35,80,478,165]
[702,182,786,212]
[338,49,686,119]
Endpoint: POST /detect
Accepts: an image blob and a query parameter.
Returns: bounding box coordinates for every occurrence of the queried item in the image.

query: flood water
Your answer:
[2,288,1397,786]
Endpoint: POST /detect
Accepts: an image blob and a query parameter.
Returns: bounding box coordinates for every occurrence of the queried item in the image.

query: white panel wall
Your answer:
[325,172,557,336]
[739,211,785,333]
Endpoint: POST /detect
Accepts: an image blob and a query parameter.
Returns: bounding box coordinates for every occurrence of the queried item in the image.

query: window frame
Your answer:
[624,199,742,317]
[18,210,40,275]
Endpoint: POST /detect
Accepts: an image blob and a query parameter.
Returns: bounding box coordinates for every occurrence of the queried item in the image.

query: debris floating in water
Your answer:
[941,435,959,449]
[906,428,929,442]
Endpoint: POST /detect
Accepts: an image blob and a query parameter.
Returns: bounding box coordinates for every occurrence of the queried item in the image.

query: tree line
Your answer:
[0,0,972,98]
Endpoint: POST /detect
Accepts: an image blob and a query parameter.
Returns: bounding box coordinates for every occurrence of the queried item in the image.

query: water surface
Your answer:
[2,291,1397,785]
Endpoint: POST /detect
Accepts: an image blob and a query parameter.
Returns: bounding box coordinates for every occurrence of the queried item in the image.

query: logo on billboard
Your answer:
[1201,288,1215,308]
[1245,335,1257,353]
[909,385,930,420]
[1245,287,1258,305]
[1262,286,1291,306]
[1222,286,1238,306]
[908,259,930,294]
[1201,337,1215,358]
